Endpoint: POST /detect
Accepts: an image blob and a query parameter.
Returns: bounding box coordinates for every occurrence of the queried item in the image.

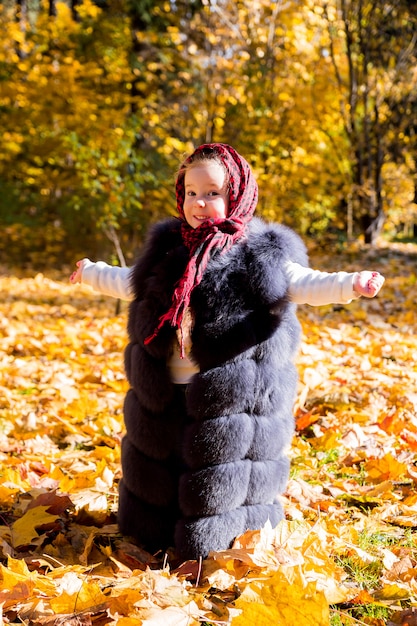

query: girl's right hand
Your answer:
[70,258,89,284]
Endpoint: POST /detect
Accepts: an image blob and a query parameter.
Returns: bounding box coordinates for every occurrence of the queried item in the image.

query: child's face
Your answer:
[183,161,229,229]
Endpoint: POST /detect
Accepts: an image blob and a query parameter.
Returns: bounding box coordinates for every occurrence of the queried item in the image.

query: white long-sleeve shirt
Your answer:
[81,259,358,306]
[80,259,359,384]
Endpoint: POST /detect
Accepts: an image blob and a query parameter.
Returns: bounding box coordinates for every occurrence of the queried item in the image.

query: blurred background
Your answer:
[1,0,417,268]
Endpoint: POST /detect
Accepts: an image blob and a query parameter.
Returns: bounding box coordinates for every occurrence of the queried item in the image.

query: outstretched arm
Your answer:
[70,259,133,301]
[286,261,384,306]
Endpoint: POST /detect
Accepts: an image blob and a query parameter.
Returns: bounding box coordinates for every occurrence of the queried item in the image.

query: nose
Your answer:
[194,197,205,207]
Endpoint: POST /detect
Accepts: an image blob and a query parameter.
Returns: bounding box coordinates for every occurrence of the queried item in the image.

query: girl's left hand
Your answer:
[353,271,385,298]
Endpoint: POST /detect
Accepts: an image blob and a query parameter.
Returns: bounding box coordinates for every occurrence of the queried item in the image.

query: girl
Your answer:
[71,143,384,561]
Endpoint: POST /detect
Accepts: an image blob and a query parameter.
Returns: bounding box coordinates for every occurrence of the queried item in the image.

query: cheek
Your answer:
[216,201,228,218]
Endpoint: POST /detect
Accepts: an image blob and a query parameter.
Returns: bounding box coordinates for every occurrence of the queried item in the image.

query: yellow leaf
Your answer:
[0,557,56,597]
[232,569,329,625]
[49,579,107,613]
[374,583,411,601]
[0,485,20,503]
[0,556,31,588]
[7,555,31,575]
[0,579,35,608]
[11,506,59,548]
[365,453,408,482]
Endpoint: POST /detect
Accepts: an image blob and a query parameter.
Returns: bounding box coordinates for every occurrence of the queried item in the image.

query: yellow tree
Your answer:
[0,0,148,263]
[171,0,348,238]
[173,0,417,242]
[319,0,417,243]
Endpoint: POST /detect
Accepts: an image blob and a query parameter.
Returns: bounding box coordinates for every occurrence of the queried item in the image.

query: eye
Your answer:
[186,191,196,196]
[208,191,219,196]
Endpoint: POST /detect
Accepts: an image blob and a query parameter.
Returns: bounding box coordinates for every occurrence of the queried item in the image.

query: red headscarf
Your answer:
[145,143,258,355]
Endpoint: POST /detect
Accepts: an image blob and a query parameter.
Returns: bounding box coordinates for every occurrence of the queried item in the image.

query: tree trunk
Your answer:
[15,0,27,59]
[71,0,81,22]
[363,209,385,244]
[49,0,57,17]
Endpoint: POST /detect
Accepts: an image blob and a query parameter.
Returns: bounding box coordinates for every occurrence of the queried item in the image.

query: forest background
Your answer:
[1,0,417,268]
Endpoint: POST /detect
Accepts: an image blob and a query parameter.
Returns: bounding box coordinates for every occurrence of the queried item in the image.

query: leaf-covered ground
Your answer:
[1,241,417,625]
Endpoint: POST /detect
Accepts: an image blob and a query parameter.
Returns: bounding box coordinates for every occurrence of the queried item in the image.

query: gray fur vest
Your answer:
[118,217,308,560]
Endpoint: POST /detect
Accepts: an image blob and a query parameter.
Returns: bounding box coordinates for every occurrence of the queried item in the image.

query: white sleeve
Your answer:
[81,260,134,301]
[285,261,359,306]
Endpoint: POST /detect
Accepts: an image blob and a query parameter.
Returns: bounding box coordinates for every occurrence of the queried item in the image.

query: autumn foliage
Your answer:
[1,0,417,266]
[0,242,416,625]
